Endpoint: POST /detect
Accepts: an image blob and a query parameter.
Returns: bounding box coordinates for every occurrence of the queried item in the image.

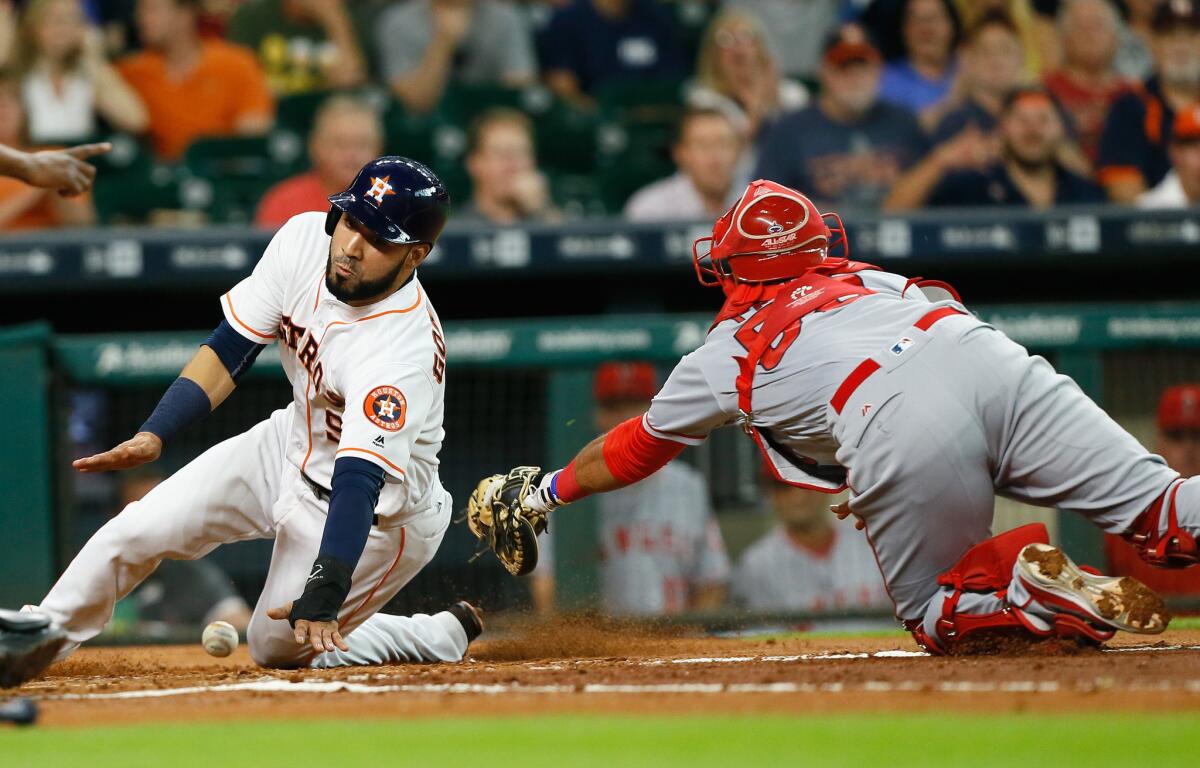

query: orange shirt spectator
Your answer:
[117,0,273,161]
[0,174,93,230]
[255,93,381,228]
[118,39,273,160]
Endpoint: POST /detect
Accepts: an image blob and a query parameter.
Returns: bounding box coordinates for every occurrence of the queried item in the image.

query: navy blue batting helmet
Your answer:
[326,156,450,245]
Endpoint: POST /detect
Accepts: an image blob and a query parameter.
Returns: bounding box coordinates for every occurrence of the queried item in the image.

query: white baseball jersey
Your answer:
[732,523,890,613]
[222,212,448,524]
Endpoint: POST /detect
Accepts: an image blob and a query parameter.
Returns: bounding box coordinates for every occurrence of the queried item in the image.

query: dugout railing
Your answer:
[2,304,1199,624]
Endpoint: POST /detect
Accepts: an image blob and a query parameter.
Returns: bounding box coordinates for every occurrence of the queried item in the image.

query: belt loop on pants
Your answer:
[830,306,966,415]
[302,471,381,527]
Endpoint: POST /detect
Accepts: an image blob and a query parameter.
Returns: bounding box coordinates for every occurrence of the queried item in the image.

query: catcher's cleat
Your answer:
[1015,544,1169,635]
[0,608,66,688]
[447,601,484,644]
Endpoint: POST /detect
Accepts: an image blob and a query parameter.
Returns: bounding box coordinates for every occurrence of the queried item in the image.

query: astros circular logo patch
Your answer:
[364,386,406,431]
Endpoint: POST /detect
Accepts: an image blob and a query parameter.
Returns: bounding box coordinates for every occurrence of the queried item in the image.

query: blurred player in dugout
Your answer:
[1106,384,1200,595]
[732,471,890,618]
[532,362,730,616]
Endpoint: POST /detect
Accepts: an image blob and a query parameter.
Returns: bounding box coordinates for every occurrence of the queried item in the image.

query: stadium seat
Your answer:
[182,136,297,224]
[536,103,598,175]
[550,173,608,218]
[437,83,557,127]
[596,78,686,123]
[383,102,442,171]
[275,89,337,137]
[592,79,684,210]
[675,0,716,67]
[435,84,597,176]
[595,120,676,213]
[89,133,182,224]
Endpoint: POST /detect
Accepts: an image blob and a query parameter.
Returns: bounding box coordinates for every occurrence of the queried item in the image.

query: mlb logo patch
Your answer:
[890,337,914,356]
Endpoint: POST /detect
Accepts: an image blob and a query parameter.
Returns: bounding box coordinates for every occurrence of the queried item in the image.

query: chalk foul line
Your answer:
[43,676,1200,701]
[39,644,1200,702]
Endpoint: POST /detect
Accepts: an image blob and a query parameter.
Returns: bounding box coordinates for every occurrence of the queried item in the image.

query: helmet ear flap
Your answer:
[325,207,342,237]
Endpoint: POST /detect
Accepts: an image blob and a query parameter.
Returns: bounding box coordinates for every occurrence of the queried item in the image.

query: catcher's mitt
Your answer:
[467,466,549,576]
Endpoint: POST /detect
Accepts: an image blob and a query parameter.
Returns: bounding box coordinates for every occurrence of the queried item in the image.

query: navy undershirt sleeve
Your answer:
[139,377,212,443]
[319,457,386,569]
[204,319,265,381]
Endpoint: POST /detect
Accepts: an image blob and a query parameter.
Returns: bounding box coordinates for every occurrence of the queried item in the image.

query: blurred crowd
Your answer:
[0,0,1197,231]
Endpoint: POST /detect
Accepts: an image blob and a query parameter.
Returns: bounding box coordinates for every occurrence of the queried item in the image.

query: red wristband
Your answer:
[554,460,587,503]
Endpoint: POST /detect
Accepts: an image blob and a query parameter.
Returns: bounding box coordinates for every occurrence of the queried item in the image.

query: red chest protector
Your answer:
[723,260,882,491]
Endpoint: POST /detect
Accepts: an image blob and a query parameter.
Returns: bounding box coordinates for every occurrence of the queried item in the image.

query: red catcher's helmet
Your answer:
[692,180,848,289]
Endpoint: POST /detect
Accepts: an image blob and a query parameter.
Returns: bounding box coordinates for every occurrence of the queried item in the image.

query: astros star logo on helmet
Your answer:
[366,176,396,206]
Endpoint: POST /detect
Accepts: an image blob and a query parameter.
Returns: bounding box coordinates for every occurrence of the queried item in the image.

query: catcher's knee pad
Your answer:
[911,523,1111,655]
[1121,479,1198,568]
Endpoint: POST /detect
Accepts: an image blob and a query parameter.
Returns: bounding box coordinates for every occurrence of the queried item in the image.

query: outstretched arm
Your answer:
[525,415,688,516]
[0,142,111,196]
[73,321,265,472]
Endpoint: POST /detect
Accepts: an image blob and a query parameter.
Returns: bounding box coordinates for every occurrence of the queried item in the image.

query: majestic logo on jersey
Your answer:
[366,176,396,205]
[372,435,386,447]
[364,386,407,431]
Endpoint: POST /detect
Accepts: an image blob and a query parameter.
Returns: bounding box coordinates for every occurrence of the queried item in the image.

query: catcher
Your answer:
[469,178,1196,654]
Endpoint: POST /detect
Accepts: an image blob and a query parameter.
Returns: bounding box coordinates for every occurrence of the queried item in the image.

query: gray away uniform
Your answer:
[644,267,1198,646]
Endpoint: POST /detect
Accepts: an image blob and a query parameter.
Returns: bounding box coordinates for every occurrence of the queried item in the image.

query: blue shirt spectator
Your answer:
[880,59,956,112]
[540,0,685,108]
[876,0,961,114]
[754,25,928,210]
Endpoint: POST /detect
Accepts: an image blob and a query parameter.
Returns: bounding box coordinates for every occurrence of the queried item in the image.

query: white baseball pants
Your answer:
[39,407,468,668]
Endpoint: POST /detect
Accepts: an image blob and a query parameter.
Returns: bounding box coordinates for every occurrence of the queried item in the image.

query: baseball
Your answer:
[202,621,239,657]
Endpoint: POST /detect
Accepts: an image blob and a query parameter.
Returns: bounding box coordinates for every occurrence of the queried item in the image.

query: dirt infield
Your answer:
[19,620,1200,728]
